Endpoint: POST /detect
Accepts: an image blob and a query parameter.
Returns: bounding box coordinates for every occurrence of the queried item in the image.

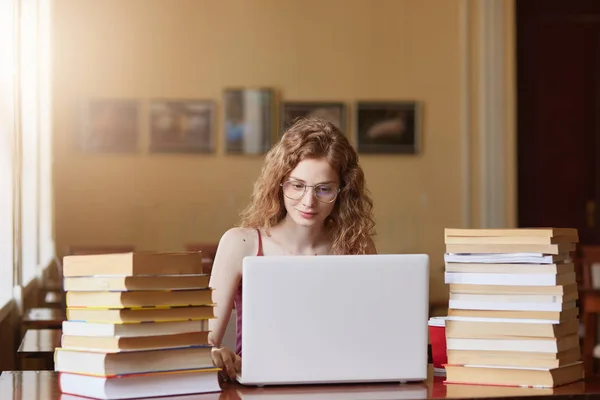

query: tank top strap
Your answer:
[256,229,264,256]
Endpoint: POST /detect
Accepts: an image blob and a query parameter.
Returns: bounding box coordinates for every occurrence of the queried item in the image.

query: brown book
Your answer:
[444,362,584,388]
[448,283,578,296]
[63,274,210,292]
[445,318,579,339]
[445,242,576,255]
[445,235,578,245]
[65,290,213,308]
[447,307,578,321]
[63,252,203,277]
[61,331,210,352]
[66,305,214,323]
[447,347,581,369]
[444,228,578,238]
[448,291,579,305]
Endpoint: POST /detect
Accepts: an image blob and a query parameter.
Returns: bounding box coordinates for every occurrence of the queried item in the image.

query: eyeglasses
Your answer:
[280,180,340,203]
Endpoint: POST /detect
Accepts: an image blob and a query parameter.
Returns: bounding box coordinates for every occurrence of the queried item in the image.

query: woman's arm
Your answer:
[207,227,256,347]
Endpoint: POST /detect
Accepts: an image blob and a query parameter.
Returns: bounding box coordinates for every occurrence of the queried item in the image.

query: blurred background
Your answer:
[3,0,600,374]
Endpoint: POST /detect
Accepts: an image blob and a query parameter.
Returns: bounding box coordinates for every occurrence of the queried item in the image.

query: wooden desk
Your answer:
[22,308,65,330]
[17,329,61,370]
[1,369,599,400]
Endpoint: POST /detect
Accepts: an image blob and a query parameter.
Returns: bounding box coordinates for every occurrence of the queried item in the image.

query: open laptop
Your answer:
[236,254,430,386]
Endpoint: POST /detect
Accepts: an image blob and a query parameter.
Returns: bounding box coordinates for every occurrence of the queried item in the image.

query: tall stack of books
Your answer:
[442,228,584,388]
[54,251,221,400]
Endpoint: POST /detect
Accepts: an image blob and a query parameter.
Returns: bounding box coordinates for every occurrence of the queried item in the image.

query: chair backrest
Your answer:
[184,243,218,259]
[185,243,218,274]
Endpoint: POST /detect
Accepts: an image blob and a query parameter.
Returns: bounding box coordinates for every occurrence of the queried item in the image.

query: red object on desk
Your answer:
[429,316,448,369]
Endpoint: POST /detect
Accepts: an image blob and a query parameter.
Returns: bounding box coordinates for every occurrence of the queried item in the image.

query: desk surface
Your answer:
[22,308,65,327]
[17,329,61,356]
[1,369,599,400]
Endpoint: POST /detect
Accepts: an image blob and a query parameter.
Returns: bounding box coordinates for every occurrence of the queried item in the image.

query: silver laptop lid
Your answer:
[239,254,430,385]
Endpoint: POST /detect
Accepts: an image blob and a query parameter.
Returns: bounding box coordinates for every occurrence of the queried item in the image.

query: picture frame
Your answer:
[355,101,421,154]
[77,99,139,152]
[224,88,274,155]
[149,99,215,153]
[280,101,347,136]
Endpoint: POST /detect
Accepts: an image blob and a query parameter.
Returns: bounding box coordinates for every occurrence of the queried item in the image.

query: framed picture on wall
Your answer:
[149,100,215,153]
[224,88,274,155]
[78,99,139,152]
[355,101,421,154]
[280,102,346,136]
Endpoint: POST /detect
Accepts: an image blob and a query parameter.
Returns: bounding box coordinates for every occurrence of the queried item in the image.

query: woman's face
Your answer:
[281,158,340,228]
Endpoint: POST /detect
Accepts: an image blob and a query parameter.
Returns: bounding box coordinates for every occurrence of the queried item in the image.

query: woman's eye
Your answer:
[317,186,332,193]
[292,184,304,190]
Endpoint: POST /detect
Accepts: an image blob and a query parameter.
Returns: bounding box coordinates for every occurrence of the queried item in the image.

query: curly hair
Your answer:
[239,117,375,254]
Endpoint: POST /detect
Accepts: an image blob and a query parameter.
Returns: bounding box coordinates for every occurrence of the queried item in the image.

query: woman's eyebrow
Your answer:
[289,176,336,185]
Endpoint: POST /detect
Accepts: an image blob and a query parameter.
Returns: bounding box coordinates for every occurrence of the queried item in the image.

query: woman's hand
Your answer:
[211,346,241,381]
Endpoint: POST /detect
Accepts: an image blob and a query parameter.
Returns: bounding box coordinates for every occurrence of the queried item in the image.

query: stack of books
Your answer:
[54,251,221,399]
[442,228,584,388]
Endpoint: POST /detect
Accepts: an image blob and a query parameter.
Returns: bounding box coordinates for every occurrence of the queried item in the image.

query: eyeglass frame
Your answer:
[280,180,341,203]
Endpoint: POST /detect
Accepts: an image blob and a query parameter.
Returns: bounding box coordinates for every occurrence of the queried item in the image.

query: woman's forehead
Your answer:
[288,158,338,183]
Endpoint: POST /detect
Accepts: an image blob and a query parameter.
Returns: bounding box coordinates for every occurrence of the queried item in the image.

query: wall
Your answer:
[51,0,515,304]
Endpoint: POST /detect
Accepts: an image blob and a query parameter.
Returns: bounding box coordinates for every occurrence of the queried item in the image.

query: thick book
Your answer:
[444,271,576,286]
[66,305,214,323]
[445,235,578,245]
[63,274,210,292]
[58,369,221,400]
[448,299,577,313]
[449,292,578,304]
[445,334,579,353]
[445,262,574,275]
[62,320,209,337]
[61,331,210,352]
[445,318,579,339]
[63,252,203,277]
[444,362,584,388]
[448,283,577,296]
[65,290,213,308]
[444,253,569,264]
[54,346,213,376]
[444,228,578,238]
[447,307,578,322]
[445,243,576,255]
[447,348,581,369]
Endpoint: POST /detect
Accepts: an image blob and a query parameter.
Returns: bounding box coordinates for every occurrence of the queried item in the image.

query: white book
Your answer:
[446,336,578,353]
[59,369,220,400]
[449,299,576,312]
[449,293,568,303]
[444,271,576,286]
[444,253,565,264]
[445,316,560,324]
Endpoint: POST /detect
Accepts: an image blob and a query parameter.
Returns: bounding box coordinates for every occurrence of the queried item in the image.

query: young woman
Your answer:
[208,117,376,380]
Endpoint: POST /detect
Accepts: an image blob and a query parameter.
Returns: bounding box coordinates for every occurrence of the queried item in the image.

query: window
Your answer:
[20,0,40,285]
[0,0,53,308]
[0,0,16,307]
[38,0,53,267]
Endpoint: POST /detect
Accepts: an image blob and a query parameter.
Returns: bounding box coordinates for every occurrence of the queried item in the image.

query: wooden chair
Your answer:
[185,242,218,274]
[579,245,600,376]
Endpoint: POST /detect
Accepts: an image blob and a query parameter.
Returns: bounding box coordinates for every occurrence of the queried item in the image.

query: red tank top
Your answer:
[233,229,263,355]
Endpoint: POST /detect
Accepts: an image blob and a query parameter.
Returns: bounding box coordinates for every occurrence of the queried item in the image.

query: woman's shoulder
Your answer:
[218,227,260,257]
